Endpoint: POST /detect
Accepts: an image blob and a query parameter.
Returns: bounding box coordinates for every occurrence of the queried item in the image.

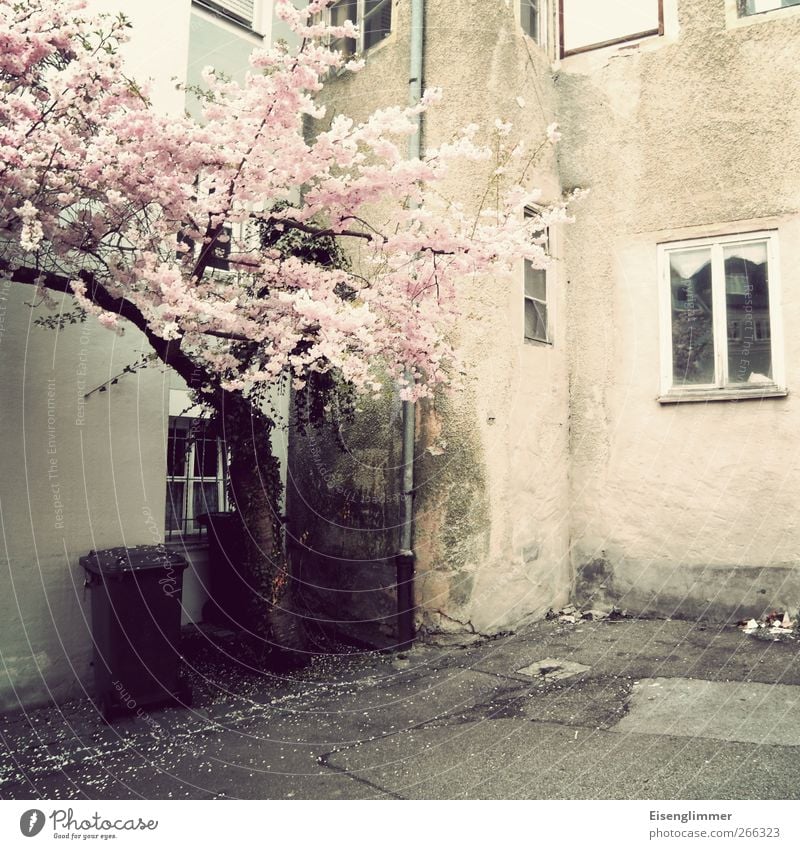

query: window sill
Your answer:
[657,387,788,404]
[165,537,210,552]
[524,337,553,348]
[725,0,800,31]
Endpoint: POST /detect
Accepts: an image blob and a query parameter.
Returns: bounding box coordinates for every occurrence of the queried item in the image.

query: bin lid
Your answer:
[80,545,187,575]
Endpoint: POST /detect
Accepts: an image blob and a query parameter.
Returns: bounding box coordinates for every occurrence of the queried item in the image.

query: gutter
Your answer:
[395,0,424,651]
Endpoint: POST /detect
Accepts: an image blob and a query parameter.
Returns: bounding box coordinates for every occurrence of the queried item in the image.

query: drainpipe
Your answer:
[395,0,424,651]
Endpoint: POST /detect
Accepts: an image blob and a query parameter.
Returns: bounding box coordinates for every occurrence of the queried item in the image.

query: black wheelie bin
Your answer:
[81,545,191,720]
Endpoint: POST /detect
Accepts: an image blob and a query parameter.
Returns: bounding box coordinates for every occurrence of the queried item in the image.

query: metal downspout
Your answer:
[396,0,424,651]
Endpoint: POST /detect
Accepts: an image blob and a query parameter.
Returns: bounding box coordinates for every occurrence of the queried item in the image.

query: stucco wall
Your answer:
[85,0,192,114]
[291,0,571,640]
[0,1,193,711]
[0,286,171,710]
[558,0,800,620]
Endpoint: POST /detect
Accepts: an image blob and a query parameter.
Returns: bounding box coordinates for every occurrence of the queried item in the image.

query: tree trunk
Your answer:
[220,389,306,664]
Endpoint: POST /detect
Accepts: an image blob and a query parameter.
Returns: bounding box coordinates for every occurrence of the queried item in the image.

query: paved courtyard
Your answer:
[2,617,800,799]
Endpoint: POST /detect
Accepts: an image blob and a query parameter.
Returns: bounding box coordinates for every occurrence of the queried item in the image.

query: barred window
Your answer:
[165,417,228,539]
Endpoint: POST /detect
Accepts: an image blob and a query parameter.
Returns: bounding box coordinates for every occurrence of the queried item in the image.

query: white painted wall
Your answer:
[0,1,192,711]
[85,0,192,114]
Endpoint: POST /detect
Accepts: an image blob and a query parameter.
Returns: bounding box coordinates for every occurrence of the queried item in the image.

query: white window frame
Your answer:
[166,416,229,540]
[558,0,663,57]
[327,0,393,56]
[657,230,786,403]
[738,0,800,15]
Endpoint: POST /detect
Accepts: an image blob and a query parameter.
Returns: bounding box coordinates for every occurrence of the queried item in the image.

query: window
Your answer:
[739,0,800,14]
[524,211,550,344]
[658,231,785,401]
[194,0,258,29]
[559,0,663,56]
[329,0,392,56]
[166,417,228,539]
[521,0,547,47]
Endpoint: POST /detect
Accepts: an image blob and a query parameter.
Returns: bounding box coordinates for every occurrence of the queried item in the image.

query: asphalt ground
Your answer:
[2,616,800,800]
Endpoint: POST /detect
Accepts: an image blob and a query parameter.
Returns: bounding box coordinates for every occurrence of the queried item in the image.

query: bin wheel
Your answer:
[99,694,116,723]
[175,678,192,708]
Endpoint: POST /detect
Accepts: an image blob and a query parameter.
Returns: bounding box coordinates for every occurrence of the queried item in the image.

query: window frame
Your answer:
[165,416,229,541]
[520,0,548,50]
[523,208,552,346]
[193,0,262,32]
[738,0,800,16]
[558,0,664,58]
[657,230,786,403]
[328,0,393,56]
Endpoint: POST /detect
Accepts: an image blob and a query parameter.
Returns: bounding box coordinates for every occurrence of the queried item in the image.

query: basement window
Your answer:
[559,0,663,56]
[329,0,392,56]
[657,231,786,402]
[739,0,800,14]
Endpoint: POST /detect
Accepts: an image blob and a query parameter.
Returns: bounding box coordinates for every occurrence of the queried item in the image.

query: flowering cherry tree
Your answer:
[0,0,568,653]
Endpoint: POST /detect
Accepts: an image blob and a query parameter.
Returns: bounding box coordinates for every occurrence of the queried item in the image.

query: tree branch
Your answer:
[0,259,212,391]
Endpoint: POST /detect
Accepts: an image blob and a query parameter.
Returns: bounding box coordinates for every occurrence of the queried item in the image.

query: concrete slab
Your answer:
[615,677,800,747]
[326,719,800,799]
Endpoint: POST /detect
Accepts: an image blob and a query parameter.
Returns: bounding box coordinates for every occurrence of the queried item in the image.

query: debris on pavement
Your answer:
[738,610,796,640]
[545,605,628,624]
[516,658,591,682]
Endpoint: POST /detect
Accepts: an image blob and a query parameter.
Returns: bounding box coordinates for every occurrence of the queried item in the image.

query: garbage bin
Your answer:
[81,545,192,720]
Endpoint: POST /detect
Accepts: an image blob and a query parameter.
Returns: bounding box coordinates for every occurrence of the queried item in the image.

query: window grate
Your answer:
[165,417,228,541]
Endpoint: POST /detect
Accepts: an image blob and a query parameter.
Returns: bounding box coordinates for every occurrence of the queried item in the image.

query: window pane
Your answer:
[669,248,715,386]
[363,0,392,50]
[525,298,548,342]
[521,0,540,42]
[165,482,185,532]
[194,437,219,477]
[525,262,546,301]
[725,242,772,384]
[192,482,220,528]
[167,424,188,477]
[331,0,358,55]
[741,0,800,15]
[562,0,660,53]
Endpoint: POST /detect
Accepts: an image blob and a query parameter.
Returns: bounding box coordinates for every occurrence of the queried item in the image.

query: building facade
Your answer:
[291,0,800,643]
[3,0,800,711]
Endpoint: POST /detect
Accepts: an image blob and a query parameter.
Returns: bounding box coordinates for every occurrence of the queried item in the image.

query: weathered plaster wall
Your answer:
[292,0,571,641]
[558,0,800,620]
